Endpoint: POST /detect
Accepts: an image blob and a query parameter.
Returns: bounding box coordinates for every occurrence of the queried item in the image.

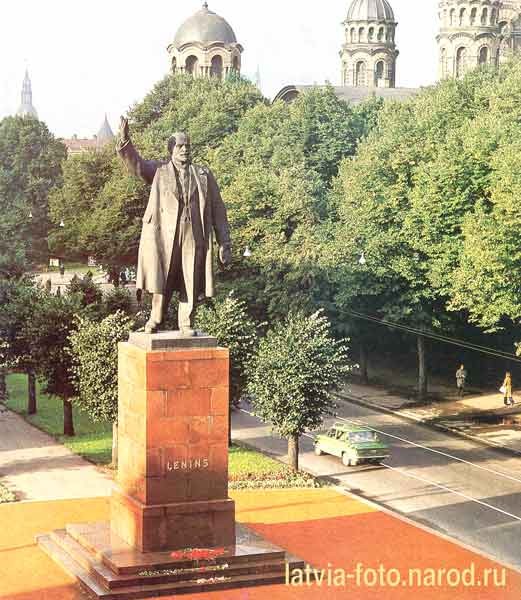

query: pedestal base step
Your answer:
[37,522,305,599]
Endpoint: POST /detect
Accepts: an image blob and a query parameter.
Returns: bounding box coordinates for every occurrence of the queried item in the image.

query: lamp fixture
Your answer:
[243,246,252,258]
[359,252,367,266]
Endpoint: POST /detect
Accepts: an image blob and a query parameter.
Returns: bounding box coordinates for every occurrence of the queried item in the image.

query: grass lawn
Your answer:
[4,374,295,483]
[6,373,113,465]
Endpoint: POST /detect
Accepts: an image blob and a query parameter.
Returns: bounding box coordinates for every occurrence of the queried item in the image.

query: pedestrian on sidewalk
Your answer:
[501,372,514,407]
[456,364,467,398]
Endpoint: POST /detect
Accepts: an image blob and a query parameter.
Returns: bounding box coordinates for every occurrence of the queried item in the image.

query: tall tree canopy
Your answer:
[211,87,382,322]
[330,61,521,391]
[0,116,67,273]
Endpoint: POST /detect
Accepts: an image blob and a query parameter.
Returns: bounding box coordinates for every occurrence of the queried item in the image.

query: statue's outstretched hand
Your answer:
[119,116,130,143]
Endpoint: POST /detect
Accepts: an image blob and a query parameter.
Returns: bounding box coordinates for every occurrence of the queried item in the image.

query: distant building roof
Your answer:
[346,0,395,22]
[62,135,98,155]
[62,115,115,156]
[173,2,237,48]
[273,84,421,105]
[96,114,114,147]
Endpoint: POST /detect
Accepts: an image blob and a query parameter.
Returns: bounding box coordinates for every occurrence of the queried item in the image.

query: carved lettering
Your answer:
[166,458,210,472]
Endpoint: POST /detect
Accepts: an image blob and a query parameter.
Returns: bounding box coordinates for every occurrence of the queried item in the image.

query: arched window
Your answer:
[172,57,177,74]
[491,8,496,24]
[479,46,489,65]
[359,27,365,42]
[450,8,456,26]
[355,61,366,86]
[470,7,477,25]
[375,61,385,86]
[368,27,374,41]
[459,8,466,26]
[232,56,240,71]
[456,47,467,78]
[496,47,501,66]
[351,27,356,43]
[481,8,488,25]
[378,27,384,41]
[440,48,447,78]
[210,55,223,79]
[185,55,199,76]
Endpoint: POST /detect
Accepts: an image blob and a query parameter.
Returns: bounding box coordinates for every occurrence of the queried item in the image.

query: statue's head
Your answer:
[168,132,191,167]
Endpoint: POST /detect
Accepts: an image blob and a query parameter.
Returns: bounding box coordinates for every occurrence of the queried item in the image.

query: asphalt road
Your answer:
[232,398,521,570]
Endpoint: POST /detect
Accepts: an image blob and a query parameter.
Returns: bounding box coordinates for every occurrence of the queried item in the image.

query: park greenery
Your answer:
[6,65,521,468]
[248,311,350,470]
[0,116,67,277]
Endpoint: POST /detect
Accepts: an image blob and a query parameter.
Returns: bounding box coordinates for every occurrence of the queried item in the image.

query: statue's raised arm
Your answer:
[117,116,159,185]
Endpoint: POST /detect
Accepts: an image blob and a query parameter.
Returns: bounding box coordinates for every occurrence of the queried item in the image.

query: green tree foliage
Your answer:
[103,286,133,316]
[69,312,134,424]
[330,64,520,393]
[24,290,83,436]
[0,116,67,271]
[49,75,264,274]
[0,278,41,412]
[195,293,258,407]
[247,310,350,470]
[211,87,381,322]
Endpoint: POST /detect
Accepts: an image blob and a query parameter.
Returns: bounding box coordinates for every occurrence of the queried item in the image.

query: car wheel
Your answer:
[314,444,323,456]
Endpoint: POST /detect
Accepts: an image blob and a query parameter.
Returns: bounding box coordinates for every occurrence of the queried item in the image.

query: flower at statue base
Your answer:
[170,547,226,562]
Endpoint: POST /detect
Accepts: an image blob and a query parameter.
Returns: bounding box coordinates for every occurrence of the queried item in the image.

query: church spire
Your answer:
[17,69,38,118]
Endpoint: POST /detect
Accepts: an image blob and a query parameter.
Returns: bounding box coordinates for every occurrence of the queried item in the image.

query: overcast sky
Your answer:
[0,0,439,138]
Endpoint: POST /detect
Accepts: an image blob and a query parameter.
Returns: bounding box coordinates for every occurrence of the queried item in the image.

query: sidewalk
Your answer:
[337,380,521,455]
[0,406,113,502]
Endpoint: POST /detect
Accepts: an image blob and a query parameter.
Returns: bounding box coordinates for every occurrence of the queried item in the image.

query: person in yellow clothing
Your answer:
[501,372,514,407]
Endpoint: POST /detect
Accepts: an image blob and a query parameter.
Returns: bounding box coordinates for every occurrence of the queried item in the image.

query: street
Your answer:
[233,397,521,570]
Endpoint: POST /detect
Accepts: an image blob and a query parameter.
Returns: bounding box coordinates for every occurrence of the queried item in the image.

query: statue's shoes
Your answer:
[179,327,196,337]
[144,319,160,334]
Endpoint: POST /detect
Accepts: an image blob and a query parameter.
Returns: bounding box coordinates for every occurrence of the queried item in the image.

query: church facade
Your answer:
[437,0,521,79]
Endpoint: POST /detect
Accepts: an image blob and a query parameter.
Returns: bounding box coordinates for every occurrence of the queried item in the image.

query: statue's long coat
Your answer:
[118,141,231,297]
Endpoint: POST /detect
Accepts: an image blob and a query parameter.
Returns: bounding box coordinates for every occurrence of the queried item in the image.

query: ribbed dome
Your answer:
[347,0,395,21]
[173,3,237,47]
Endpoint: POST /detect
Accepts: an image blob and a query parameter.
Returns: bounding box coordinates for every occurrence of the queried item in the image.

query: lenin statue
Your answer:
[117,117,232,335]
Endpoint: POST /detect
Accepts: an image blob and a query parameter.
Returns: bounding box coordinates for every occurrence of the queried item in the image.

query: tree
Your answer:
[49,74,264,274]
[195,293,258,444]
[25,291,82,436]
[247,311,351,470]
[0,278,41,413]
[69,312,134,464]
[0,116,67,270]
[329,65,507,398]
[210,87,382,324]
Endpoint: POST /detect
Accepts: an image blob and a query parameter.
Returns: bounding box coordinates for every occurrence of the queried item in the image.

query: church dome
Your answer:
[347,0,395,22]
[173,2,237,47]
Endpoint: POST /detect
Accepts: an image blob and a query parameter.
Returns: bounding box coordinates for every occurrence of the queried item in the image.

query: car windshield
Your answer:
[348,431,377,443]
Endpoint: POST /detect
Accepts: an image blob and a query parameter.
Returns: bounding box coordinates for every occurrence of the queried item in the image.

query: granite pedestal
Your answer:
[38,333,304,598]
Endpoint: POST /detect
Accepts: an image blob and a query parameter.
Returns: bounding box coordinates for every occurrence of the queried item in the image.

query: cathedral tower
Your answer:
[341,0,399,88]
[437,1,521,80]
[168,2,243,79]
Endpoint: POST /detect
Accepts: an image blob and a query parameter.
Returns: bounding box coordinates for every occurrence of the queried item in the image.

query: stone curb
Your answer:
[336,392,521,459]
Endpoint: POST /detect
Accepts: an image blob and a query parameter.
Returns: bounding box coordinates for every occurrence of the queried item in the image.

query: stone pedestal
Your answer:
[112,338,235,552]
[37,333,305,598]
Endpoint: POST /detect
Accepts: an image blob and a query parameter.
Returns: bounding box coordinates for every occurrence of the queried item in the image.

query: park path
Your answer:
[0,406,113,502]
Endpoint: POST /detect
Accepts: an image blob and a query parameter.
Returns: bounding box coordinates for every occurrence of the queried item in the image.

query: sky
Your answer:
[0,1,439,138]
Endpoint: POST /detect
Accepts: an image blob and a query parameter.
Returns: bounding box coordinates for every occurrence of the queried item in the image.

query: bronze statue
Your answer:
[117,117,232,335]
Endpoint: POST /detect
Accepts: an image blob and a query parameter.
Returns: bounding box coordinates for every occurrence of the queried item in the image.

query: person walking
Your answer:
[501,372,514,407]
[456,364,467,398]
